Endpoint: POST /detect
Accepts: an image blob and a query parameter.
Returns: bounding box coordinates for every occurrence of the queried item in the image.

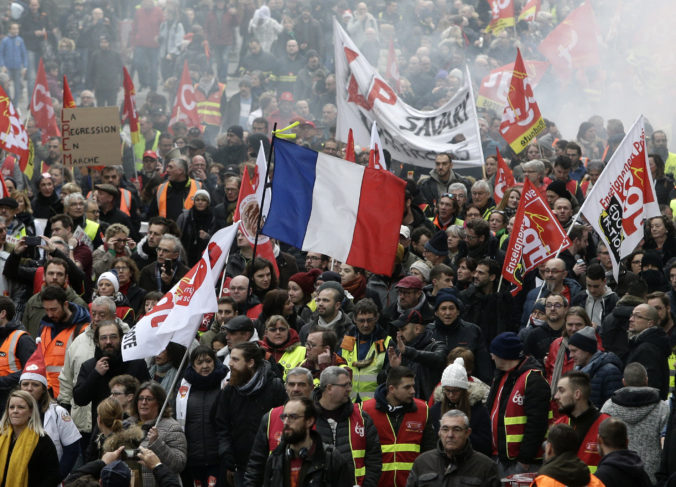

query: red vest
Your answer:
[500,369,548,460]
[555,413,609,473]
[362,398,428,487]
[267,405,285,452]
[348,403,368,486]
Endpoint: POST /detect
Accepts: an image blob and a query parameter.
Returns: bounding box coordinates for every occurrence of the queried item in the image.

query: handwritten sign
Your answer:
[61,107,120,167]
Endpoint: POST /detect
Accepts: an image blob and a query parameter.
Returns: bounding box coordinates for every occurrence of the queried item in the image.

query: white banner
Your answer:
[122,222,240,360]
[579,115,659,280]
[334,19,483,169]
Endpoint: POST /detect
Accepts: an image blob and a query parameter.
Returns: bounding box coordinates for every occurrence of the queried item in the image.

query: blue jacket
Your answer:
[579,351,623,408]
[520,277,583,327]
[0,35,27,69]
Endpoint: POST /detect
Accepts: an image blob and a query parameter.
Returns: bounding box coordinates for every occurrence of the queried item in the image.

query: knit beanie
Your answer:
[490,332,523,360]
[98,271,120,293]
[424,230,449,256]
[435,288,462,311]
[441,357,469,390]
[410,260,431,282]
[288,268,321,297]
[568,327,597,354]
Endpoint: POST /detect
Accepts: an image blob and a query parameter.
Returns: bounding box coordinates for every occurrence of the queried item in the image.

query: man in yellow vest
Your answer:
[194,64,227,145]
[133,116,161,164]
[362,366,435,487]
[0,296,35,412]
[148,156,202,221]
[532,423,604,487]
[340,298,392,402]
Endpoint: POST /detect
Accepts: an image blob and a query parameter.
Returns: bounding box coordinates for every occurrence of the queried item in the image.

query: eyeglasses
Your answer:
[331,381,352,388]
[280,413,302,422]
[267,327,287,333]
[114,266,129,272]
[157,247,175,254]
[355,317,376,325]
[138,396,156,403]
[545,303,564,309]
[111,391,127,397]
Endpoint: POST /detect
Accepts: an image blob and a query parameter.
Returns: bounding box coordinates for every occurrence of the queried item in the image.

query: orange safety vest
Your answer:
[362,398,428,487]
[501,369,548,461]
[555,413,609,474]
[40,323,89,397]
[156,179,201,218]
[532,473,605,487]
[0,330,28,375]
[87,187,132,216]
[194,83,225,127]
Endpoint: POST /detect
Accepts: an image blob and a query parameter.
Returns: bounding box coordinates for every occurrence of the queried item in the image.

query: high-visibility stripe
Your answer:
[354,467,366,476]
[353,450,365,457]
[504,416,527,425]
[46,365,62,372]
[6,331,22,372]
[381,444,421,453]
[382,462,415,471]
[506,434,524,442]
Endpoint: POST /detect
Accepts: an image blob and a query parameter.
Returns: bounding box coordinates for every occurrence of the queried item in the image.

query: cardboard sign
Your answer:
[61,107,120,167]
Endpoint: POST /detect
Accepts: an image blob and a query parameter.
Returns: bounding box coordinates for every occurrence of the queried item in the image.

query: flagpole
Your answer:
[246,123,277,308]
[154,345,190,427]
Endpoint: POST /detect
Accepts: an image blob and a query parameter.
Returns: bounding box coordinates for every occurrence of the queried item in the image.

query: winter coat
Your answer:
[406,438,499,487]
[86,48,123,92]
[215,361,287,471]
[314,391,382,487]
[486,356,550,464]
[536,451,592,487]
[459,286,515,346]
[299,310,354,344]
[521,278,583,327]
[579,350,623,408]
[137,417,187,487]
[23,287,87,339]
[524,322,564,363]
[600,294,644,360]
[176,208,215,266]
[428,386,492,457]
[571,289,619,326]
[428,317,492,384]
[595,450,652,487]
[0,35,27,69]
[260,429,352,487]
[379,328,445,400]
[601,386,669,482]
[181,362,227,468]
[625,326,671,399]
[418,169,472,208]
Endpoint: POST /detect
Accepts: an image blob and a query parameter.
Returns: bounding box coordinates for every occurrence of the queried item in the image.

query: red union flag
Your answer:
[518,0,540,22]
[486,0,514,34]
[31,58,60,145]
[493,149,515,204]
[499,48,545,154]
[537,1,599,79]
[122,67,140,145]
[580,115,659,281]
[0,86,30,173]
[501,178,571,295]
[477,59,549,112]
[169,61,200,130]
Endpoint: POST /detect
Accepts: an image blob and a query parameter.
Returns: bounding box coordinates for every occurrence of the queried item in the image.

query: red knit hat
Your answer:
[288,268,321,297]
[20,341,48,387]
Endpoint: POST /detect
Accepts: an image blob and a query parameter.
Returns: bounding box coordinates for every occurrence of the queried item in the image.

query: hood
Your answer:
[539,451,590,487]
[606,386,663,424]
[583,351,623,377]
[102,424,145,452]
[598,449,649,478]
[613,295,644,318]
[467,377,489,406]
[0,320,25,339]
[632,327,671,357]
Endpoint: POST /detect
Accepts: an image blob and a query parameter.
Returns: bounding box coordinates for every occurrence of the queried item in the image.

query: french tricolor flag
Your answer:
[263,139,406,275]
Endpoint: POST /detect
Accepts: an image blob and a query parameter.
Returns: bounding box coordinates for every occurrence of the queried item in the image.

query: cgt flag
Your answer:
[122,67,140,145]
[0,86,31,176]
[31,58,60,145]
[499,48,545,154]
[579,115,659,281]
[486,0,515,34]
[518,0,540,22]
[477,59,549,113]
[122,222,240,360]
[169,61,200,130]
[493,148,515,204]
[501,178,572,295]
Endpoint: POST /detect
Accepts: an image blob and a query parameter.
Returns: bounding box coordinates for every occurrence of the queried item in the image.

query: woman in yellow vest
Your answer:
[258,315,306,380]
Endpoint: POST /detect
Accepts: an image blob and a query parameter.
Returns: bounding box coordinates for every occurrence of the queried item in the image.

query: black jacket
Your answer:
[379,328,445,401]
[459,285,515,347]
[428,318,492,384]
[429,396,492,458]
[138,261,191,294]
[215,361,287,471]
[406,438,500,487]
[600,294,644,360]
[314,392,382,487]
[524,321,564,363]
[596,449,652,487]
[72,348,150,426]
[625,326,671,400]
[486,356,549,464]
[257,430,352,487]
[65,459,181,487]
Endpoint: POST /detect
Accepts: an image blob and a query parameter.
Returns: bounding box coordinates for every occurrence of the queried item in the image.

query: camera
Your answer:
[24,236,41,247]
[122,448,140,460]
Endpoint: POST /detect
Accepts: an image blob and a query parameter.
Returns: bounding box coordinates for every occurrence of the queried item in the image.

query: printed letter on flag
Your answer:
[493,149,515,204]
[122,67,140,145]
[368,121,386,171]
[537,1,599,79]
[122,222,240,360]
[31,58,60,144]
[486,0,515,34]
[477,60,549,112]
[0,85,31,174]
[499,48,545,154]
[579,115,659,280]
[63,75,76,109]
[169,61,200,130]
[501,178,572,295]
[262,139,405,275]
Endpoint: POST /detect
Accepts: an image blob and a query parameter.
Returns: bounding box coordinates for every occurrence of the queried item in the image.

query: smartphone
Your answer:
[163,259,173,274]
[25,236,41,247]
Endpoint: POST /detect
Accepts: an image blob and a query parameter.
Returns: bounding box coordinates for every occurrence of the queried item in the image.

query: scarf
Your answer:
[343,275,366,301]
[0,426,39,487]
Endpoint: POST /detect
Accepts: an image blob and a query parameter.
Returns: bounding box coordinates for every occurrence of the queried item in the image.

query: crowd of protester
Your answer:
[0,0,673,486]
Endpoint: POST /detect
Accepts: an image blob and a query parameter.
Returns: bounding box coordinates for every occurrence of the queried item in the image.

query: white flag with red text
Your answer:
[122,222,240,360]
[579,115,659,280]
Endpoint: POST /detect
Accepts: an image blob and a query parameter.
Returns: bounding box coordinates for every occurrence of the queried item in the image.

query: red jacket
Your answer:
[131,6,163,47]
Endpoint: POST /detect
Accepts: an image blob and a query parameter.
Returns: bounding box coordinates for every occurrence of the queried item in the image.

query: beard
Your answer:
[283,427,307,445]
[557,401,574,416]
[101,347,118,359]
[229,366,254,387]
[545,279,558,292]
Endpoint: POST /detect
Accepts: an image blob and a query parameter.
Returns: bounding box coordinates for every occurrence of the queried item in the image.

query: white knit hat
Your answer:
[98,271,119,293]
[440,357,469,390]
